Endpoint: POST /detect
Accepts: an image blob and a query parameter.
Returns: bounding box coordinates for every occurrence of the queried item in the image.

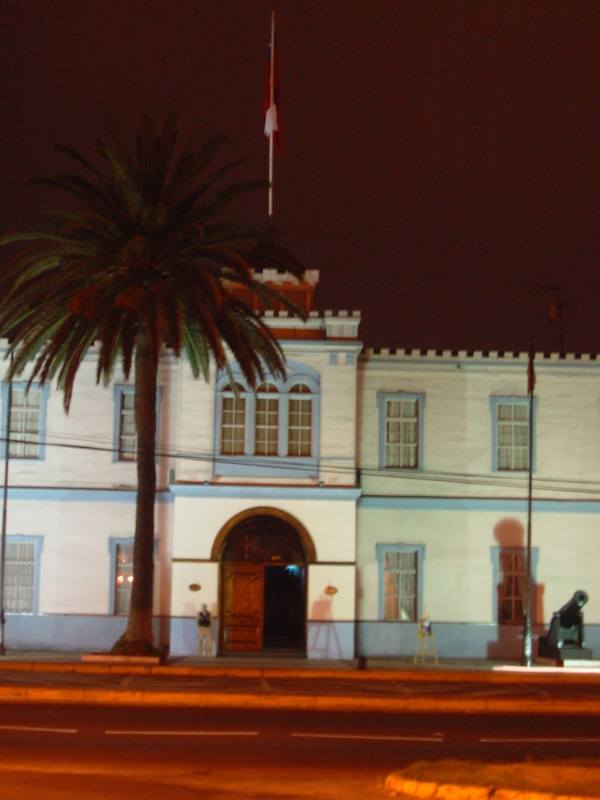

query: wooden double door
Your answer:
[219,514,309,654]
[221,562,306,653]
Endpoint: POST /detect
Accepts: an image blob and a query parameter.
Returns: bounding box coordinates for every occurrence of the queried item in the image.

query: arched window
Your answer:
[255,382,279,456]
[214,365,319,479]
[220,383,246,455]
[288,383,312,457]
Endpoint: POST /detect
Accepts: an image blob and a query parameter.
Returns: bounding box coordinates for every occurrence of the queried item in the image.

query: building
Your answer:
[1,271,598,659]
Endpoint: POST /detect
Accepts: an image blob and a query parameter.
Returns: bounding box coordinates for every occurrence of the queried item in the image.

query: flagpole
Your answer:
[522,337,535,667]
[268,9,275,219]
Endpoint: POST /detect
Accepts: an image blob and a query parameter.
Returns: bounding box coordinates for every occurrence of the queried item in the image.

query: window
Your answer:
[377,544,425,622]
[4,535,43,613]
[114,542,134,615]
[288,383,312,456]
[255,383,279,455]
[498,402,528,470]
[1,383,49,460]
[118,390,136,461]
[109,537,134,615]
[498,548,525,622]
[221,383,246,455]
[214,364,319,478]
[491,546,539,624]
[377,392,425,470]
[490,396,536,473]
[112,385,163,463]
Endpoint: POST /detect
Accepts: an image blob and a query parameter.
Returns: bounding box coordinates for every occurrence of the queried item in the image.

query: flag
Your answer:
[264,39,282,154]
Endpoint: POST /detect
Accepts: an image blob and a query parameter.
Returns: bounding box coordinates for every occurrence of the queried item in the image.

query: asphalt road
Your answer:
[0,703,599,798]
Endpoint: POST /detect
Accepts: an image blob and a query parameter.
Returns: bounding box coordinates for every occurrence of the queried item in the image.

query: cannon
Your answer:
[538,590,593,662]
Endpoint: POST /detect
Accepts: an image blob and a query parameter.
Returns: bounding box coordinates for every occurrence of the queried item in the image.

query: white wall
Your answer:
[357,351,600,499]
[172,495,357,564]
[358,504,600,626]
[0,347,179,491]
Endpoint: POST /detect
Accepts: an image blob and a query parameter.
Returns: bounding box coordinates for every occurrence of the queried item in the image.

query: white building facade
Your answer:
[1,273,599,660]
[357,348,600,660]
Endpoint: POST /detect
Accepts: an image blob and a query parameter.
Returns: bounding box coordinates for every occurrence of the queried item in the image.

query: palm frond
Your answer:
[0,114,305,406]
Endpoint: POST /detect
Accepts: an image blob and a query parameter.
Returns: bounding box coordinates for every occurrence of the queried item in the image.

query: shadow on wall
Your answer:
[308,592,343,658]
[487,518,545,660]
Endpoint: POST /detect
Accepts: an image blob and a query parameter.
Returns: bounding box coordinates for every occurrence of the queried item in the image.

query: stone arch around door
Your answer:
[213,508,316,654]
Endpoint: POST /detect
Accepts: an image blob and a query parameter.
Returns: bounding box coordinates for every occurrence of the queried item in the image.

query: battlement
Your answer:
[360,348,600,379]
[262,308,361,340]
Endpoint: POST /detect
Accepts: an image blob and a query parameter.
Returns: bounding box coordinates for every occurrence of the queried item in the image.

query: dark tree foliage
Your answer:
[0,113,304,654]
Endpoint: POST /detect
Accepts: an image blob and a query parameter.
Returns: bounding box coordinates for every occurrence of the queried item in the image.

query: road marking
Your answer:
[105,730,259,736]
[0,724,77,734]
[481,737,600,743]
[291,733,444,742]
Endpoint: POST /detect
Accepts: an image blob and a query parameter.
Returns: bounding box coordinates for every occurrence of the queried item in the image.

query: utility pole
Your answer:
[522,337,535,667]
[0,361,12,656]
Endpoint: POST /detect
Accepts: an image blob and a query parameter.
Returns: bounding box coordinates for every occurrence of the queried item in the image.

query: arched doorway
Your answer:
[216,510,314,654]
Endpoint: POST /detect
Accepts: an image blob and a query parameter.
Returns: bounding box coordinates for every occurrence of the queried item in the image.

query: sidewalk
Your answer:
[0,649,599,714]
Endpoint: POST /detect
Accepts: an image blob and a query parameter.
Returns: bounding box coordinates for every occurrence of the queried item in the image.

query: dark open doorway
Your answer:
[263,565,305,651]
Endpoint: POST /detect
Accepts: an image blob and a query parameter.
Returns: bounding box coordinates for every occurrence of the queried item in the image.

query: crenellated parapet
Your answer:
[362,347,600,361]
[261,308,361,340]
[360,347,600,375]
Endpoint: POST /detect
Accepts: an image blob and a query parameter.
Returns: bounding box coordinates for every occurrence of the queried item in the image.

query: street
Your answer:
[0,703,599,798]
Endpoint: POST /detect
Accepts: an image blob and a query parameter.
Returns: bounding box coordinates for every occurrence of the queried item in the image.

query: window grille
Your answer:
[385,399,418,468]
[497,402,529,471]
[498,548,526,623]
[9,387,42,459]
[255,383,279,455]
[288,383,312,456]
[114,543,134,615]
[118,391,136,461]
[5,540,35,612]
[220,384,246,455]
[383,548,418,621]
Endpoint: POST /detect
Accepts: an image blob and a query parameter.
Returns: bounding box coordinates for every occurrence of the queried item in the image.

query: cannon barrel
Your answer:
[538,589,593,662]
[558,590,589,629]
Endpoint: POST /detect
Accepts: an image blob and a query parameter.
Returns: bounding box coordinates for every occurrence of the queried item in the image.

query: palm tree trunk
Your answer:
[112,336,158,655]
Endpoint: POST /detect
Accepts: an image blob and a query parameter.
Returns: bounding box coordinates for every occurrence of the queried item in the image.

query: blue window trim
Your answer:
[376,543,425,621]
[5,534,44,613]
[490,545,539,624]
[112,385,163,463]
[213,362,321,479]
[490,396,537,474]
[377,392,425,472]
[1,382,50,461]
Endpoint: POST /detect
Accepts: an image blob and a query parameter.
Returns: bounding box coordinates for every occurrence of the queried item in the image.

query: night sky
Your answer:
[1,1,600,354]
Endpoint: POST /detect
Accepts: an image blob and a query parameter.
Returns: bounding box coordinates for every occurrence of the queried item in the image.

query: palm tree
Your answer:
[0,113,304,655]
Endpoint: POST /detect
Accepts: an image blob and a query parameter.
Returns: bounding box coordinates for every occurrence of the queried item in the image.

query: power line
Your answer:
[2,432,600,498]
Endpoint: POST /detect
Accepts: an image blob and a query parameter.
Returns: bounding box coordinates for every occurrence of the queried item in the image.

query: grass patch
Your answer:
[397,758,600,797]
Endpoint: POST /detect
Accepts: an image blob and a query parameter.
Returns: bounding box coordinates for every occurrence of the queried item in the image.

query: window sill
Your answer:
[214,455,318,480]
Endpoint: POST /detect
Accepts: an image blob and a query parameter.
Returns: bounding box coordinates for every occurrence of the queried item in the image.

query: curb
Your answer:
[1,659,600,684]
[385,774,599,800]
[0,685,600,715]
